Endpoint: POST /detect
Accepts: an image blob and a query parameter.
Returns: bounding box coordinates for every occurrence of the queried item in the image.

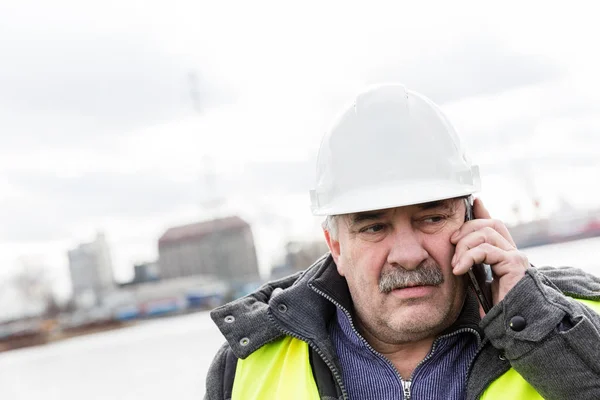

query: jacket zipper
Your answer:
[310,283,482,400]
[402,380,412,400]
[405,328,481,399]
[266,310,349,400]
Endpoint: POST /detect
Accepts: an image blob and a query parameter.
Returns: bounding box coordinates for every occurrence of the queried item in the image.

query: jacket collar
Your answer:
[210,254,335,359]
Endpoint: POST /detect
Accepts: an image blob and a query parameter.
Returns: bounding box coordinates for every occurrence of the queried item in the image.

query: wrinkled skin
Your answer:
[324,197,529,347]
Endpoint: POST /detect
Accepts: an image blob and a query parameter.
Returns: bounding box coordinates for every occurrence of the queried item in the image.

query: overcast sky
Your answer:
[1,1,600,305]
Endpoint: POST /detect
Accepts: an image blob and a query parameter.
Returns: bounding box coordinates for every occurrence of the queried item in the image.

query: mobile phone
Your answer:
[464,197,494,313]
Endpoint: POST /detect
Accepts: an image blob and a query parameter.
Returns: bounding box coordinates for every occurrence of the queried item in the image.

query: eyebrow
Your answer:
[416,200,456,212]
[349,211,388,225]
[348,200,458,226]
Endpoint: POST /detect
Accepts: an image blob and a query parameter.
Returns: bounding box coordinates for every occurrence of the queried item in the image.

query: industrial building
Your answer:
[67,232,115,309]
[158,216,260,283]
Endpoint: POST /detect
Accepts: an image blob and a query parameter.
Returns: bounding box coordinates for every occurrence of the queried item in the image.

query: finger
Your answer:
[451,218,517,248]
[473,198,492,219]
[485,250,530,277]
[452,243,507,276]
[452,227,515,266]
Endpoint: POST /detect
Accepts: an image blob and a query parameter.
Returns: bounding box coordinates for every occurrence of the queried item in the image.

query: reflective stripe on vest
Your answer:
[231,298,600,400]
[481,298,600,399]
[231,335,320,400]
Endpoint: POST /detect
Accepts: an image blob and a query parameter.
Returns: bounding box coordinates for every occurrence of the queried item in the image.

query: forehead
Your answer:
[347,198,462,224]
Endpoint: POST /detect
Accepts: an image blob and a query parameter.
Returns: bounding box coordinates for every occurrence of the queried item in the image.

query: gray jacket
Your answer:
[206,254,600,399]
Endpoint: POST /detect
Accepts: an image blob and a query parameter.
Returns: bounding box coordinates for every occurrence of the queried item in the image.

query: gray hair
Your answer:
[322,215,340,239]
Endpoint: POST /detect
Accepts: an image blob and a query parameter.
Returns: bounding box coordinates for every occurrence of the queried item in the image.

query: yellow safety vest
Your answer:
[232,298,600,400]
[232,335,320,400]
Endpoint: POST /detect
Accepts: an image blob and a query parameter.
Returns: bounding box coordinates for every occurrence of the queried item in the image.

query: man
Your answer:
[205,84,600,399]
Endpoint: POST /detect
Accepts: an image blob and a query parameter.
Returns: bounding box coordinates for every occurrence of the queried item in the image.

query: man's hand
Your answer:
[450,198,529,306]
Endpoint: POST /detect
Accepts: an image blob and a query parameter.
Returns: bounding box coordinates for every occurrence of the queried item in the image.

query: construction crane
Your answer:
[188,71,226,219]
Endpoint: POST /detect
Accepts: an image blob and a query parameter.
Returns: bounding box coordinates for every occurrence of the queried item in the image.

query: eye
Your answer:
[423,216,445,224]
[360,223,386,234]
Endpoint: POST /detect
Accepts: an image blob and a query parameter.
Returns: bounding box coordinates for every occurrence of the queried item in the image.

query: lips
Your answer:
[395,283,431,290]
[389,285,435,299]
[382,283,434,294]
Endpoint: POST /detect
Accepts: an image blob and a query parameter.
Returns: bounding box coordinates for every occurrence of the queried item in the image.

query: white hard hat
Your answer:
[310,83,481,216]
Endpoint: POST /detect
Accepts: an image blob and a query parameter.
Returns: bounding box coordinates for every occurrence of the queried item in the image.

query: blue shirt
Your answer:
[330,307,479,400]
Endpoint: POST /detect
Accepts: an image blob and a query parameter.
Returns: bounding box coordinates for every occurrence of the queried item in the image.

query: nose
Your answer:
[386,227,429,270]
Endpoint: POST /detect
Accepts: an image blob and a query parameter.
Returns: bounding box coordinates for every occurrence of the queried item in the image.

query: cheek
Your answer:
[429,237,466,293]
[346,242,389,284]
[424,236,455,273]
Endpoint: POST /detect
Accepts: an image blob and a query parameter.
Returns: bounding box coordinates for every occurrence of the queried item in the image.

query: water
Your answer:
[0,312,224,399]
[522,236,600,275]
[1,237,599,399]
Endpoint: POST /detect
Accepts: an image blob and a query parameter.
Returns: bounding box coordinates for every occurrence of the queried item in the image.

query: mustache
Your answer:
[379,260,444,293]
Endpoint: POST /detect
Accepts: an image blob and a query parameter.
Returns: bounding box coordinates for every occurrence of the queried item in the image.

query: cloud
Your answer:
[0,156,319,243]
[0,26,234,153]
[361,35,564,105]
[0,171,198,242]
[238,159,316,194]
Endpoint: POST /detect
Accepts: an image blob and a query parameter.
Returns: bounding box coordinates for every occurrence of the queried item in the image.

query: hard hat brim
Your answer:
[311,179,481,216]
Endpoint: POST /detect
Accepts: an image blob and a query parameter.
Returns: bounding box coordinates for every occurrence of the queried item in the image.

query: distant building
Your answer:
[67,232,115,309]
[270,240,329,279]
[158,216,260,282]
[110,274,229,318]
[132,261,160,284]
[117,262,160,289]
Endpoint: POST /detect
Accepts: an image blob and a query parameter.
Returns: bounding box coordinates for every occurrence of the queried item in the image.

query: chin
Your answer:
[390,303,451,330]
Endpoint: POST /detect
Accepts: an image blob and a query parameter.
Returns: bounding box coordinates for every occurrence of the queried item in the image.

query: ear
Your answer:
[323,228,345,277]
